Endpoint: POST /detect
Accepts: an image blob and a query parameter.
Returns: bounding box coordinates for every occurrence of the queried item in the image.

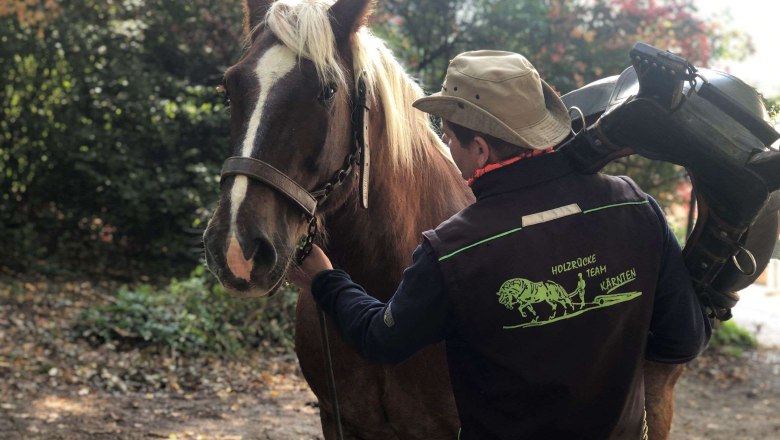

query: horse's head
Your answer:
[497,280,518,310]
[497,279,534,309]
[203,0,375,297]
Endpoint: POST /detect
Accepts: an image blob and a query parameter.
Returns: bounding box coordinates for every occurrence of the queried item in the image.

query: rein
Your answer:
[219,73,370,440]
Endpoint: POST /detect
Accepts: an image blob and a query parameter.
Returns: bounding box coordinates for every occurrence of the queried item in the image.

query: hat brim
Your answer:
[413,80,571,150]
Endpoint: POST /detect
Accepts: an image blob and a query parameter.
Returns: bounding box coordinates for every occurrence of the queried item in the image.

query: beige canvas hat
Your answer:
[413,50,571,150]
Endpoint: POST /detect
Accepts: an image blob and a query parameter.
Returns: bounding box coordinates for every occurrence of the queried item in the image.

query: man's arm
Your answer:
[646,196,712,363]
[304,244,451,364]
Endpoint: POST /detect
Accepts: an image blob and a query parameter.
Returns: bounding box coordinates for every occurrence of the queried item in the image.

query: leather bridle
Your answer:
[219,73,371,264]
[218,74,371,440]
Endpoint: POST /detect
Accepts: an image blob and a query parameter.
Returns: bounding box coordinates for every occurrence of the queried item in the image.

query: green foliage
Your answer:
[765,96,779,123]
[0,0,762,276]
[374,0,753,93]
[709,320,758,357]
[372,0,752,200]
[602,159,688,205]
[0,0,243,275]
[75,266,299,357]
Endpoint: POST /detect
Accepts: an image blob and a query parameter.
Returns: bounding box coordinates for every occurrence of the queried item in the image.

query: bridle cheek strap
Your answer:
[221,156,318,218]
[356,74,370,209]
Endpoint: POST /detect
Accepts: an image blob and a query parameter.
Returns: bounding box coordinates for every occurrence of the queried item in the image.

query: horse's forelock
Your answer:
[266,0,346,89]
[264,0,448,174]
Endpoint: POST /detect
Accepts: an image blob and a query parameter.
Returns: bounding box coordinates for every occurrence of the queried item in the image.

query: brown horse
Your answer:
[202,0,684,438]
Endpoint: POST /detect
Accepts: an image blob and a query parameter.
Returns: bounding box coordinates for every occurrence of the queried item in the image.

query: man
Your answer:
[289,51,710,439]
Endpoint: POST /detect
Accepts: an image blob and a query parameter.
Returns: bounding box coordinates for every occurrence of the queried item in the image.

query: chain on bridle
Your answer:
[219,73,371,265]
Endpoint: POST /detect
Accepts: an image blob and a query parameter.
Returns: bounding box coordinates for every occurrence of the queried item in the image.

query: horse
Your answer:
[202,0,685,438]
[497,278,574,319]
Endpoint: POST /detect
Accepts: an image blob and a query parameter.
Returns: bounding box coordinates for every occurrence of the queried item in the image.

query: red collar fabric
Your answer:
[467,148,554,186]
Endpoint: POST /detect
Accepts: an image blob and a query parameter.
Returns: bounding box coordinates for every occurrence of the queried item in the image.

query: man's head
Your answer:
[439,120,524,180]
[413,50,571,172]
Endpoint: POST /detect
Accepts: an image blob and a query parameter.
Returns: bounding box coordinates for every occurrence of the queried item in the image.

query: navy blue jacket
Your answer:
[312,154,710,439]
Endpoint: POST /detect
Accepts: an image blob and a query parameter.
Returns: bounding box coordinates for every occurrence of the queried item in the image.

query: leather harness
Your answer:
[560,43,780,321]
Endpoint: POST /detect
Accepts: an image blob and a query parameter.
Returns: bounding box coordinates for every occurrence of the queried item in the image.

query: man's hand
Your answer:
[287,244,333,290]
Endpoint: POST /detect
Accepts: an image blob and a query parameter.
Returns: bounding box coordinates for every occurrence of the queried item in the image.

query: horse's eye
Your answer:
[217,83,231,108]
[319,84,337,103]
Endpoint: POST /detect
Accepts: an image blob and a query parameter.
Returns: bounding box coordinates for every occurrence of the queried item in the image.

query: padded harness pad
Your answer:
[559,43,780,320]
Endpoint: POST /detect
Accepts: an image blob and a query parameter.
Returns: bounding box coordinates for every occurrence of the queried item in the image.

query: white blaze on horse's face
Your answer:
[224,44,297,287]
[229,44,297,235]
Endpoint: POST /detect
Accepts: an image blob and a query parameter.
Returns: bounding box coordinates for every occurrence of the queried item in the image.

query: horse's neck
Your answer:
[325,123,473,301]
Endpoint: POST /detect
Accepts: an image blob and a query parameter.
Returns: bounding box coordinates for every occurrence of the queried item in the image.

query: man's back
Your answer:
[424,153,689,439]
[295,49,709,440]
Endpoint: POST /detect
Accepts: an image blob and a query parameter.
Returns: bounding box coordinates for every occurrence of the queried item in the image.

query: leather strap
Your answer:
[220,73,371,221]
[698,81,779,146]
[357,75,370,209]
[221,156,318,218]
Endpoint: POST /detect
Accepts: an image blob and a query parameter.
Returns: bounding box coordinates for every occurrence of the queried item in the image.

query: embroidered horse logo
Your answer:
[497,273,641,329]
[496,278,575,319]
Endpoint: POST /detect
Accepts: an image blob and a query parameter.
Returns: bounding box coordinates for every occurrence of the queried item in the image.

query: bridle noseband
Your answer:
[219,74,371,264]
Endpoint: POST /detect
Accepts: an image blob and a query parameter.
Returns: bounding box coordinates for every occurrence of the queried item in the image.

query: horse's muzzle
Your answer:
[203,224,289,297]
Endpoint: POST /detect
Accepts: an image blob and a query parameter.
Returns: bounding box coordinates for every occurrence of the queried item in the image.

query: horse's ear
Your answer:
[244,0,274,35]
[329,0,375,48]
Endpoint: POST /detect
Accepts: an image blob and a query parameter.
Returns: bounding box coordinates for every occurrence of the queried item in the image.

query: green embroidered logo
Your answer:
[383,304,395,327]
[497,272,642,329]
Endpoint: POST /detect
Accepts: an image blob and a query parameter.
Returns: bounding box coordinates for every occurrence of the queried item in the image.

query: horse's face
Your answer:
[497,287,515,309]
[203,0,368,297]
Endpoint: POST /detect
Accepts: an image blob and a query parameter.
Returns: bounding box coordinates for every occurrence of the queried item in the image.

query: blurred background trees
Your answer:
[1,0,242,275]
[0,0,760,276]
[372,0,753,92]
[372,0,756,219]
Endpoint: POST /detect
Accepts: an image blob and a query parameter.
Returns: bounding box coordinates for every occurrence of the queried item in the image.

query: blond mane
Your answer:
[265,0,447,173]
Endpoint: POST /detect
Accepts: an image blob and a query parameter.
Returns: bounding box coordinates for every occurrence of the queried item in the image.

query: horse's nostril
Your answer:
[224,230,278,282]
[252,234,277,269]
[227,234,254,281]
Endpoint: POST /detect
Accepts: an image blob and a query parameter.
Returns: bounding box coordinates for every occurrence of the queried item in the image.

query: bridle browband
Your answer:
[219,73,371,263]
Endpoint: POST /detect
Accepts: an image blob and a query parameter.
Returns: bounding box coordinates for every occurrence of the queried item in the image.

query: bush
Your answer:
[75,266,298,358]
[0,0,243,275]
[709,320,758,357]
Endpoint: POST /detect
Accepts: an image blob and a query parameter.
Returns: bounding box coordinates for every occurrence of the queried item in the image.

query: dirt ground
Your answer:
[1,275,779,440]
[671,349,780,440]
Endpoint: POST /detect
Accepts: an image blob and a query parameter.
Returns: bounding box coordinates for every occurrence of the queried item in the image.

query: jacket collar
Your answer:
[470,152,574,200]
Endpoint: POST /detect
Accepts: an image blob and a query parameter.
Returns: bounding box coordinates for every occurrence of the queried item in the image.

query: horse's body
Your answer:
[497,278,574,318]
[203,0,684,438]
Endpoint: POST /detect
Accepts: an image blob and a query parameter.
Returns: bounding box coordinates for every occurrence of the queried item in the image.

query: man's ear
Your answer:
[472,136,492,169]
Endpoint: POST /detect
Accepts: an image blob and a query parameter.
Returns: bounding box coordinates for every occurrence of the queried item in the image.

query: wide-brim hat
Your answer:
[413,50,571,150]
